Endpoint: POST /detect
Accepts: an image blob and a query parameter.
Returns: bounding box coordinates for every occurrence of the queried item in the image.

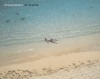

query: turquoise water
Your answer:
[0,0,100,54]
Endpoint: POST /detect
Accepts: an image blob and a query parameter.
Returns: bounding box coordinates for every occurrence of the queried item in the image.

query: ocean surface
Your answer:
[0,0,100,55]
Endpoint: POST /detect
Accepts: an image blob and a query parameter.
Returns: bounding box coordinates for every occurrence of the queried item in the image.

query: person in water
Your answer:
[45,38,57,44]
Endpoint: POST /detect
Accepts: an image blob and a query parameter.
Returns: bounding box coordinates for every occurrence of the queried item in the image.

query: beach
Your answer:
[0,51,100,79]
[0,0,100,78]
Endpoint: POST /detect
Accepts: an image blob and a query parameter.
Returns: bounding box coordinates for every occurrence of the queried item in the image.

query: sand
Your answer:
[0,51,100,79]
[31,62,100,79]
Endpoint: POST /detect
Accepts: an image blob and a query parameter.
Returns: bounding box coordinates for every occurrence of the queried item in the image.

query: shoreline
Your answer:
[0,33,100,67]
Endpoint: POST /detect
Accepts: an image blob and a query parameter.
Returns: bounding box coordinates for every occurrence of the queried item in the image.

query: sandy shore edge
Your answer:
[0,51,100,79]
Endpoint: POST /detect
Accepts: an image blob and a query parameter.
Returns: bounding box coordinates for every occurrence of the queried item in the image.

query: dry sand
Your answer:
[0,51,100,79]
[31,61,100,79]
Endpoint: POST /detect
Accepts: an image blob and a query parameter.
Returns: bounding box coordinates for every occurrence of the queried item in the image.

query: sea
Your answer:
[0,0,100,56]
